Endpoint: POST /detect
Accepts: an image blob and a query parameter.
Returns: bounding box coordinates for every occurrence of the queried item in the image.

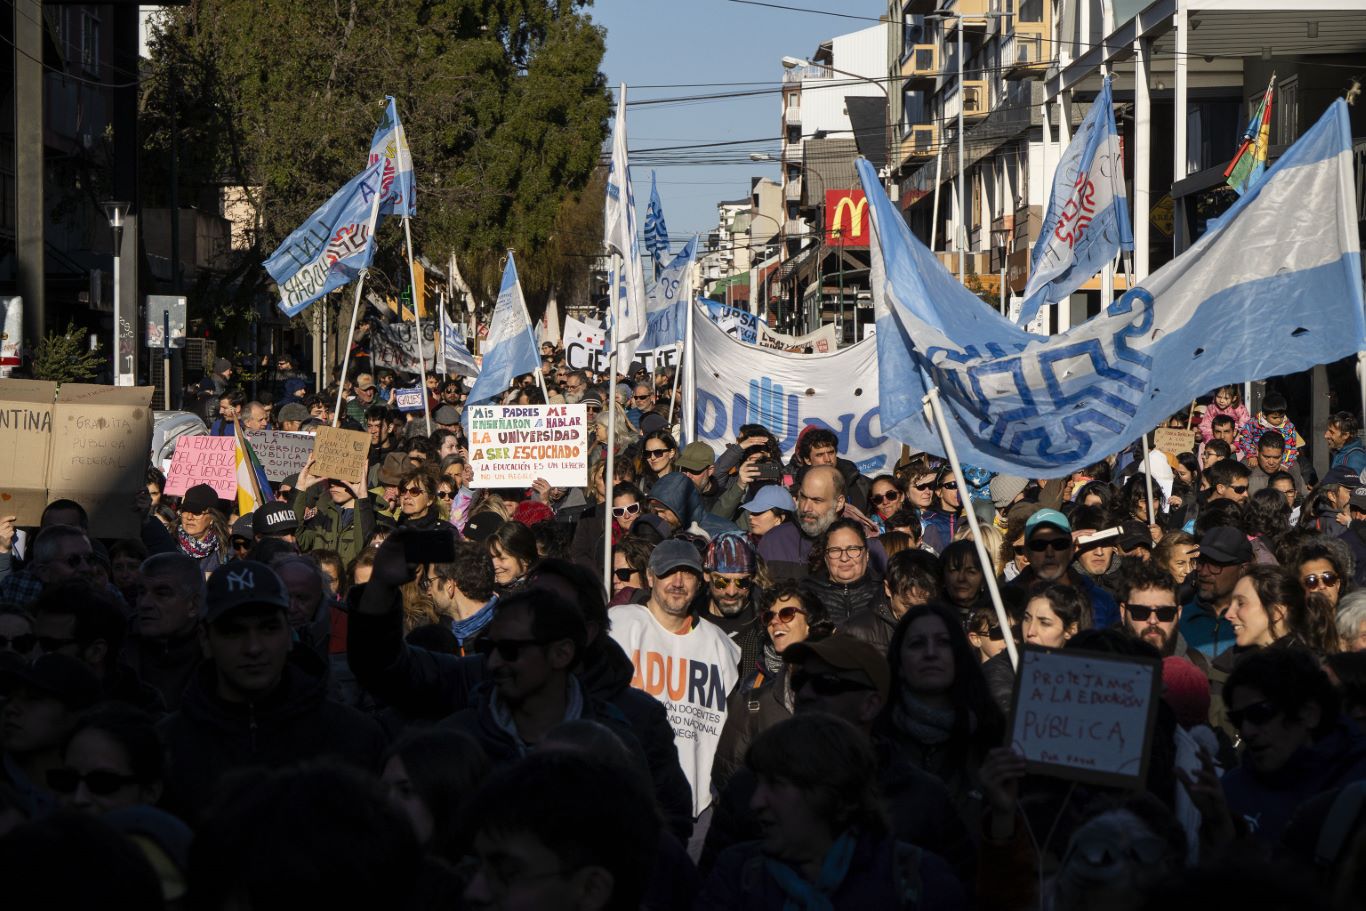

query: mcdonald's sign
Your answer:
[824,190,869,248]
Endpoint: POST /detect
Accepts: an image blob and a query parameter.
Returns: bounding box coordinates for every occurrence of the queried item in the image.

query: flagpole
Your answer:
[604,254,620,589]
[438,294,448,382]
[922,387,1018,670]
[1118,254,1158,528]
[685,289,698,444]
[333,270,368,427]
[402,217,433,434]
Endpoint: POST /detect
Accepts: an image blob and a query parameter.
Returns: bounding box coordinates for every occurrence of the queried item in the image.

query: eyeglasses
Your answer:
[401,486,427,496]
[762,605,806,625]
[612,503,641,519]
[1228,700,1281,730]
[869,490,903,507]
[436,490,454,500]
[60,553,99,568]
[911,481,936,492]
[1302,571,1340,590]
[1027,537,1071,553]
[790,670,874,696]
[46,768,140,796]
[0,634,35,652]
[645,448,671,458]
[613,568,637,582]
[1125,605,1179,623]
[825,545,867,560]
[473,638,549,662]
[710,574,752,591]
[939,480,958,491]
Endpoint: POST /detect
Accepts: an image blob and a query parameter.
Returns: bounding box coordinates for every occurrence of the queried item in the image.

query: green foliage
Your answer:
[139,0,611,320]
[32,324,105,384]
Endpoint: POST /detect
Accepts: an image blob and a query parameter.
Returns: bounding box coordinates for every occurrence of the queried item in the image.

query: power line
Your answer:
[723,0,887,23]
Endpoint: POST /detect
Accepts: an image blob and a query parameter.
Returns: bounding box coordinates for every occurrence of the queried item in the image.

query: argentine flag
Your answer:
[369,96,416,219]
[638,236,697,352]
[466,254,539,405]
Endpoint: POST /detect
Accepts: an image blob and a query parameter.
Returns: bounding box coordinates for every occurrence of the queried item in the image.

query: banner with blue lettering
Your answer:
[700,299,759,345]
[692,308,897,474]
[638,237,696,352]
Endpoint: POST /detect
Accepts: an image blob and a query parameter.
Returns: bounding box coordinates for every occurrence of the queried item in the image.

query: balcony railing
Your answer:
[901,44,939,81]
[962,80,989,118]
[1002,22,1048,78]
[905,123,939,158]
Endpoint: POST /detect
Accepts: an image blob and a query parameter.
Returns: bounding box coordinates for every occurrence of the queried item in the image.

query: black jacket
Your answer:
[711,668,793,792]
[159,648,386,823]
[800,572,888,628]
[842,601,900,654]
[122,626,204,712]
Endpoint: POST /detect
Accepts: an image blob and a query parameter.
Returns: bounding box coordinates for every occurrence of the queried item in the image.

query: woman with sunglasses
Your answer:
[919,470,963,555]
[878,601,1006,822]
[711,583,829,790]
[638,430,678,494]
[1230,564,1340,656]
[51,704,163,816]
[395,469,443,530]
[1294,537,1354,612]
[798,519,886,627]
[609,536,652,605]
[965,605,1008,664]
[867,474,906,533]
[569,482,645,582]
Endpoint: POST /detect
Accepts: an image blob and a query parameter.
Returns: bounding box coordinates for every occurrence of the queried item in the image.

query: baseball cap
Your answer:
[377,451,408,487]
[230,515,254,541]
[433,404,460,425]
[677,442,716,473]
[989,474,1029,510]
[741,484,796,514]
[1024,507,1071,542]
[277,402,310,424]
[1199,526,1253,565]
[1322,466,1360,489]
[180,483,220,515]
[0,653,101,709]
[252,501,298,537]
[203,560,290,624]
[783,634,890,704]
[648,539,704,577]
[638,412,668,435]
[463,511,504,543]
[354,374,376,390]
[1350,486,1366,511]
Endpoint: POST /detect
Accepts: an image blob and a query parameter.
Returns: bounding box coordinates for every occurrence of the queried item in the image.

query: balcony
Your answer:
[901,44,939,82]
[1002,22,1049,78]
[785,103,801,127]
[944,0,993,32]
[903,123,939,159]
[784,178,801,202]
[962,79,989,119]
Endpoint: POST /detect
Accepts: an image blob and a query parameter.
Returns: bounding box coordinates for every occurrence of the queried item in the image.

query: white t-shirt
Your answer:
[609,603,741,817]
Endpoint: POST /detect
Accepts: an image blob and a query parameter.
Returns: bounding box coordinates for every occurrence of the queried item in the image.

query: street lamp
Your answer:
[101,200,130,385]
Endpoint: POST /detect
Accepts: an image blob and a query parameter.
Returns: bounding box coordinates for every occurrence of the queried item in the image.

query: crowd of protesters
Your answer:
[3,347,1366,911]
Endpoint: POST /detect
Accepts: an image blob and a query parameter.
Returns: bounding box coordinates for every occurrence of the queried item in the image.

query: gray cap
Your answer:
[648,539,704,577]
[433,404,461,425]
[989,474,1029,510]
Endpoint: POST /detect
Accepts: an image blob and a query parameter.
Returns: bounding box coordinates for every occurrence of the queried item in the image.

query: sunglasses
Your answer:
[0,634,35,652]
[47,768,140,796]
[473,638,549,662]
[1302,571,1340,590]
[401,486,427,496]
[939,481,958,491]
[973,625,1005,641]
[436,490,454,500]
[710,574,752,591]
[631,393,653,401]
[645,448,672,458]
[790,670,874,697]
[762,605,805,625]
[1126,605,1179,623]
[612,503,641,519]
[613,568,637,582]
[1228,699,1281,730]
[911,481,937,492]
[869,490,903,507]
[1027,537,1071,553]
[1229,485,1249,494]
[231,537,252,551]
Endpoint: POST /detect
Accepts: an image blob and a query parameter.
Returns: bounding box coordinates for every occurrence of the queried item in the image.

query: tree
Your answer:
[32,324,105,384]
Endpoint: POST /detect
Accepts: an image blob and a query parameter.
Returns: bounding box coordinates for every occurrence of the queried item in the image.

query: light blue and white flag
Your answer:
[369,96,416,219]
[858,100,1363,477]
[1016,76,1133,326]
[439,308,480,378]
[638,236,697,352]
[265,160,385,317]
[466,254,539,404]
[604,84,647,350]
[644,170,670,275]
[700,299,760,345]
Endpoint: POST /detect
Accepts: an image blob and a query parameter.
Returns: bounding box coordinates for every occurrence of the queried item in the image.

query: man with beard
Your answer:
[1179,526,1249,659]
[1118,562,1209,672]
[758,467,885,582]
[702,533,764,677]
[1006,509,1119,629]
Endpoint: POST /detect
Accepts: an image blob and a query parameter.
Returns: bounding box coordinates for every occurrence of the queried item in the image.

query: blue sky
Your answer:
[591,0,883,247]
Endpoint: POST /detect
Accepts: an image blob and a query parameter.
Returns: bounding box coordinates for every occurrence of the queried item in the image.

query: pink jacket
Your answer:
[1197,401,1251,442]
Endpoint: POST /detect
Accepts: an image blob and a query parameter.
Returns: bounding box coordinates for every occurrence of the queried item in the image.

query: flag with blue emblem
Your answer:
[1016,76,1133,326]
[859,100,1363,477]
[603,84,647,350]
[369,95,416,219]
[466,253,539,404]
[639,236,697,352]
[439,307,480,378]
[264,160,385,317]
[644,170,670,276]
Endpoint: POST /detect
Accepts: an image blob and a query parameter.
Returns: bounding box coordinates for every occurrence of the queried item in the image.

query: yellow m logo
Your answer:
[831,196,868,240]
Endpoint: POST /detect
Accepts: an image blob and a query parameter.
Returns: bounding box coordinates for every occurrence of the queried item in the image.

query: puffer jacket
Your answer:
[800,572,887,628]
[710,667,794,792]
[842,600,900,654]
[648,472,738,539]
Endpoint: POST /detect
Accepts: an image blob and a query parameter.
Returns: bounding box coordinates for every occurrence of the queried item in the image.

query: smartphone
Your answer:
[403,528,457,565]
[755,461,785,482]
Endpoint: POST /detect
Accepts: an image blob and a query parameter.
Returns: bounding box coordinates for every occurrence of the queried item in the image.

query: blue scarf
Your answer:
[764,831,857,911]
[450,597,496,646]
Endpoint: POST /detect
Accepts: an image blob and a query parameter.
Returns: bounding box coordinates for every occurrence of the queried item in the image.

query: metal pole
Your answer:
[1141,434,1157,526]
[111,246,121,384]
[163,310,171,409]
[333,272,368,427]
[957,19,966,284]
[929,147,943,254]
[402,217,432,434]
[604,253,620,589]
[685,290,698,441]
[923,387,1017,669]
[1134,36,1152,280]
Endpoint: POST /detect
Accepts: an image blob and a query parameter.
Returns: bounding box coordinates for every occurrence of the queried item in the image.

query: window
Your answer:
[1276,77,1299,147]
[902,14,925,55]
[80,10,100,75]
[1019,0,1043,22]
[901,87,927,137]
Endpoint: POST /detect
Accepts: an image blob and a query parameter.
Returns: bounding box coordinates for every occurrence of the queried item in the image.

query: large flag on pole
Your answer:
[466,254,539,404]
[232,422,267,517]
[604,84,647,349]
[639,236,697,352]
[1016,76,1133,326]
[858,100,1363,477]
[369,95,416,218]
[264,161,385,317]
[644,170,670,276]
[1226,75,1276,195]
[440,307,480,378]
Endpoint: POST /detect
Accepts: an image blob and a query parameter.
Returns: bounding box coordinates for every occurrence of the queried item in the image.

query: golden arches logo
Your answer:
[830,195,868,241]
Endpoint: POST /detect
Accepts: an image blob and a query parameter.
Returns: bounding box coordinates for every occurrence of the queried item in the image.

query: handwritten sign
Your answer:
[0,380,57,524]
[1154,427,1196,456]
[1008,645,1161,788]
[393,387,426,413]
[164,435,237,499]
[246,429,314,481]
[46,383,154,538]
[467,404,588,489]
[310,426,370,485]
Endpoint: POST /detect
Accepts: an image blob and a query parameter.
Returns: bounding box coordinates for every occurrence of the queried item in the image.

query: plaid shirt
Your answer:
[0,569,44,609]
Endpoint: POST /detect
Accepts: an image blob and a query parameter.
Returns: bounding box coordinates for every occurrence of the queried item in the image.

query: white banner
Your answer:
[563,315,679,375]
[757,321,839,353]
[692,311,897,474]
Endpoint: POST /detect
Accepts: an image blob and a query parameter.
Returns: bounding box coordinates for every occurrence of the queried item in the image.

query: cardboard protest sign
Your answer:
[246,430,315,482]
[163,435,237,499]
[1154,428,1197,456]
[467,404,587,488]
[1008,645,1161,788]
[310,426,370,485]
[0,380,57,524]
[46,384,154,538]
